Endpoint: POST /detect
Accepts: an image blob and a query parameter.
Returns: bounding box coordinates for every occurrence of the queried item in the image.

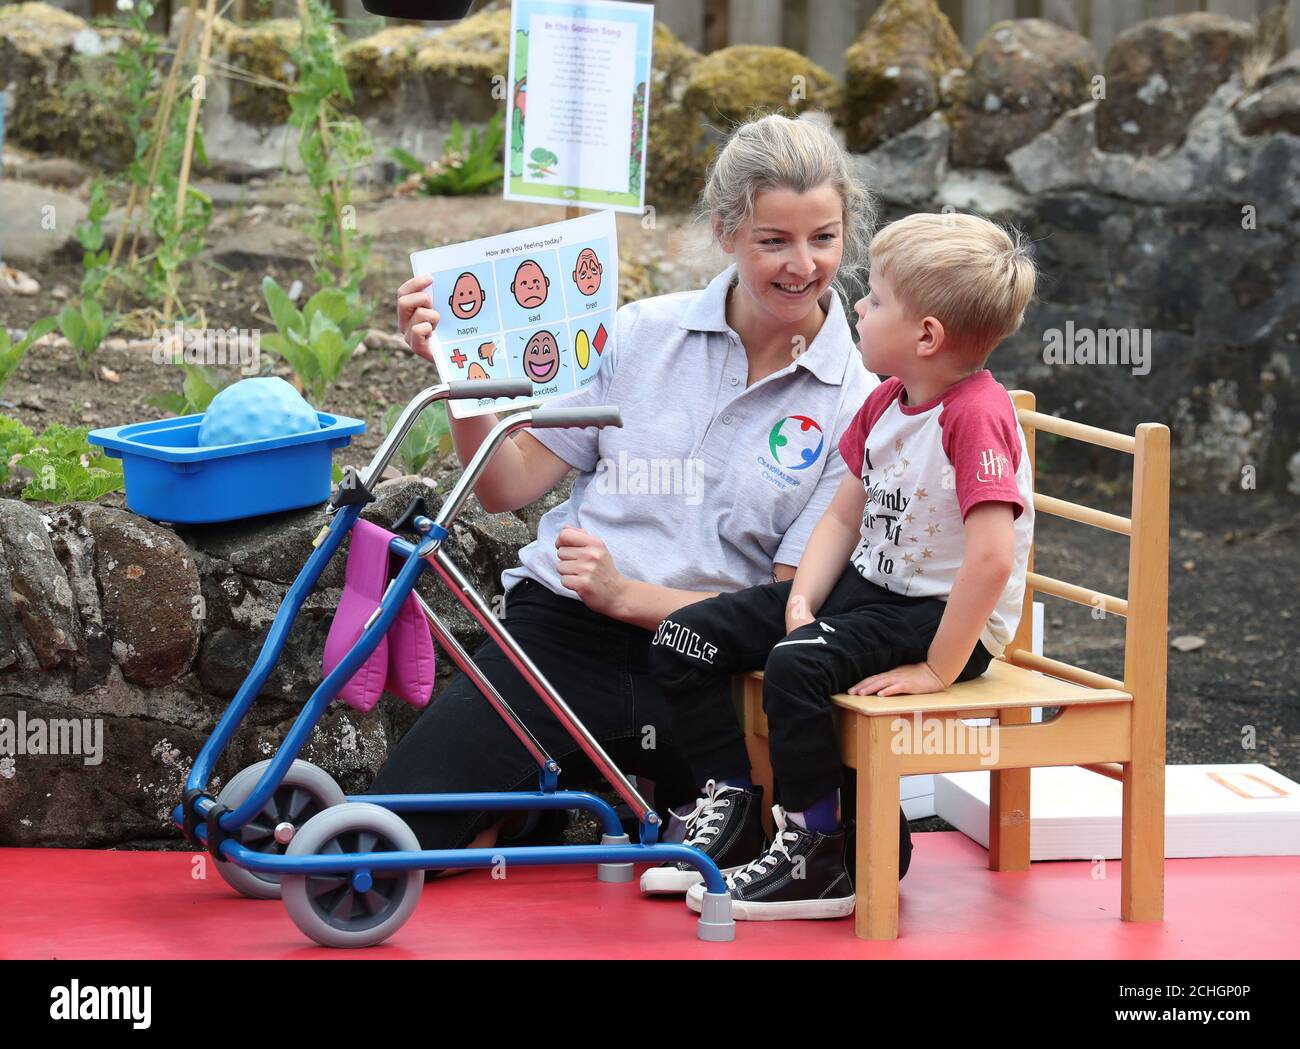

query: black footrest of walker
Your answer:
[330,466,377,509]
[182,787,212,845]
[204,803,235,863]
[392,494,433,537]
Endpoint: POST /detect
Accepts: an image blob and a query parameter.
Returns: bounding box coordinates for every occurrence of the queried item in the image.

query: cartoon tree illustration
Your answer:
[529,147,559,178]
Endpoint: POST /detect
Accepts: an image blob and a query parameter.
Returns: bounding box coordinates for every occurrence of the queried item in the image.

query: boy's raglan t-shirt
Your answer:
[837,370,1034,656]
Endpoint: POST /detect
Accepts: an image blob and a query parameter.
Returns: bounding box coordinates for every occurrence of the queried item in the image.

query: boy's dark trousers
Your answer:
[647,564,993,865]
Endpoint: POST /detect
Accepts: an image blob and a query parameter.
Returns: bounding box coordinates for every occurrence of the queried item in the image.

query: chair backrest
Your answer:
[1005,391,1170,723]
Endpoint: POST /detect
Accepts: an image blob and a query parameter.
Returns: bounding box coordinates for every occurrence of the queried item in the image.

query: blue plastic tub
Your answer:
[88,411,365,524]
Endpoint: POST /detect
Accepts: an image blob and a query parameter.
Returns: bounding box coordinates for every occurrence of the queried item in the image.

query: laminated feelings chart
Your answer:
[505,0,654,213]
[410,209,618,418]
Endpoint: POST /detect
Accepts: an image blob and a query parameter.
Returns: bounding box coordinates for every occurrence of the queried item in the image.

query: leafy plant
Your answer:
[381,402,450,476]
[0,414,36,485]
[75,180,114,301]
[17,424,124,503]
[390,111,505,197]
[100,0,213,317]
[0,318,57,393]
[55,297,116,374]
[147,362,227,417]
[289,0,373,298]
[57,298,117,374]
[260,276,369,403]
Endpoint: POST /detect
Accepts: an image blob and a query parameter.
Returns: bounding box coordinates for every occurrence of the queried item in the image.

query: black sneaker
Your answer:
[639,780,766,895]
[685,805,854,920]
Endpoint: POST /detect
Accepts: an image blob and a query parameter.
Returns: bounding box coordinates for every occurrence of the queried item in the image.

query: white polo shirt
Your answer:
[501,263,879,599]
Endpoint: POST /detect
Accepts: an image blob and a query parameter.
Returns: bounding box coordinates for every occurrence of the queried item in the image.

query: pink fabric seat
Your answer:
[322,519,436,712]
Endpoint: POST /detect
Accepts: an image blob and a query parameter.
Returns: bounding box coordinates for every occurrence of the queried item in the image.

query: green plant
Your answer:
[17,424,124,502]
[389,111,505,197]
[290,0,373,298]
[0,414,36,485]
[75,180,114,301]
[0,318,57,393]
[260,276,369,403]
[103,0,213,317]
[147,362,227,417]
[381,402,450,476]
[57,298,117,374]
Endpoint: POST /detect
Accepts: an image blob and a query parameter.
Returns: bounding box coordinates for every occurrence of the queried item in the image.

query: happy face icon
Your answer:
[511,259,550,310]
[523,330,560,383]
[449,271,487,320]
[572,248,603,297]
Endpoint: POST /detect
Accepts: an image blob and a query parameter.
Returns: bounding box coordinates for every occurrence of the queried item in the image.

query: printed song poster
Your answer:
[505,0,655,213]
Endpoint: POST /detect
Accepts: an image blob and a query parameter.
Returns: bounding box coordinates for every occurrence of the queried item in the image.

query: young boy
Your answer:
[642,213,1038,919]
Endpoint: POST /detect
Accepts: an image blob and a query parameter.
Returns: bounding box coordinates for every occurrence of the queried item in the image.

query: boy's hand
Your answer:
[397,274,439,363]
[848,661,947,698]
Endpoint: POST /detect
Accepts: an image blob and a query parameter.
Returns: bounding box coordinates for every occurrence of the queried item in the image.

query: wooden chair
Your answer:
[739,391,1170,939]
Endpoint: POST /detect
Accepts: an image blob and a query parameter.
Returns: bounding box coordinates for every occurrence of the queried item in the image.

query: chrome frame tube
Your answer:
[424,410,538,543]
[428,546,655,826]
[412,591,555,773]
[359,383,450,489]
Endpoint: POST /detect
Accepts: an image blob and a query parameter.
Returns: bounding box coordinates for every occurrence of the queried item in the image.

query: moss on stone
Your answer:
[341,26,430,105]
[683,45,840,128]
[619,255,657,304]
[226,18,306,128]
[841,0,966,152]
[0,4,140,168]
[645,21,706,213]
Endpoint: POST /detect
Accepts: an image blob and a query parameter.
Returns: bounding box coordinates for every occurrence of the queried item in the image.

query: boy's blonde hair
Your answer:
[696,111,878,297]
[869,212,1037,367]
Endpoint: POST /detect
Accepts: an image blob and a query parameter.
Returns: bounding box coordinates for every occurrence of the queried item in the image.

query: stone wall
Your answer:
[0,470,572,846]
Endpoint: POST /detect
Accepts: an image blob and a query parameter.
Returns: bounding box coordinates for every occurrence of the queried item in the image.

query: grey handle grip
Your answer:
[447,378,533,400]
[529,405,623,429]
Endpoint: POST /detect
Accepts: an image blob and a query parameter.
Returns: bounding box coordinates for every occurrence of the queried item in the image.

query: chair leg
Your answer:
[739,675,776,840]
[1121,755,1164,922]
[855,716,900,940]
[989,709,1031,871]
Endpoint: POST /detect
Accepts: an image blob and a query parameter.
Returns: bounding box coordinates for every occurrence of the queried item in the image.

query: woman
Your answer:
[367,112,881,856]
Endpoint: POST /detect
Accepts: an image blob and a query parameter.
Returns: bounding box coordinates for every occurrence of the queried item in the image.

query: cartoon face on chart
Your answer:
[523,331,560,383]
[573,248,603,297]
[511,260,550,309]
[449,272,486,319]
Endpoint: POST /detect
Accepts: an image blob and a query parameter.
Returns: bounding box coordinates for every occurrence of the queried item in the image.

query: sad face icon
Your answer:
[511,259,550,310]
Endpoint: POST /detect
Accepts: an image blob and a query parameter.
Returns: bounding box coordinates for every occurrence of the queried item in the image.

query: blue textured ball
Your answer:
[198,377,321,447]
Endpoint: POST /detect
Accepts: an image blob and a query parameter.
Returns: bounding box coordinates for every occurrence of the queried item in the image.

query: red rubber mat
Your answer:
[1,833,1296,959]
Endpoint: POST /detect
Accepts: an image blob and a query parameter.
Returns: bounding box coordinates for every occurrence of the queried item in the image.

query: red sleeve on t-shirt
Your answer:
[837,377,903,476]
[939,376,1027,521]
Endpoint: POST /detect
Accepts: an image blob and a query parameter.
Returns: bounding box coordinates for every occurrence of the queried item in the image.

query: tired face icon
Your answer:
[523,331,560,383]
[512,259,550,309]
[573,248,603,296]
[449,272,486,319]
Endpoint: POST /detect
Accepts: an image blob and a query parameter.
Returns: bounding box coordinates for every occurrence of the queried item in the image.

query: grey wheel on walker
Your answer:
[211,759,346,900]
[280,802,423,948]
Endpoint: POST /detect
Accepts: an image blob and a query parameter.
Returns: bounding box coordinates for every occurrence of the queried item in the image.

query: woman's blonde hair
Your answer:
[694,111,877,298]
[870,212,1038,366]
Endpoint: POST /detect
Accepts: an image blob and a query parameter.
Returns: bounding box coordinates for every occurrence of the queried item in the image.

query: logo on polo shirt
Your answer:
[768,415,824,471]
[756,415,824,493]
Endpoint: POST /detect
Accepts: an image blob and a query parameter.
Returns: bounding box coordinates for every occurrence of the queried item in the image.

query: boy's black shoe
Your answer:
[685,805,855,920]
[639,780,767,895]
